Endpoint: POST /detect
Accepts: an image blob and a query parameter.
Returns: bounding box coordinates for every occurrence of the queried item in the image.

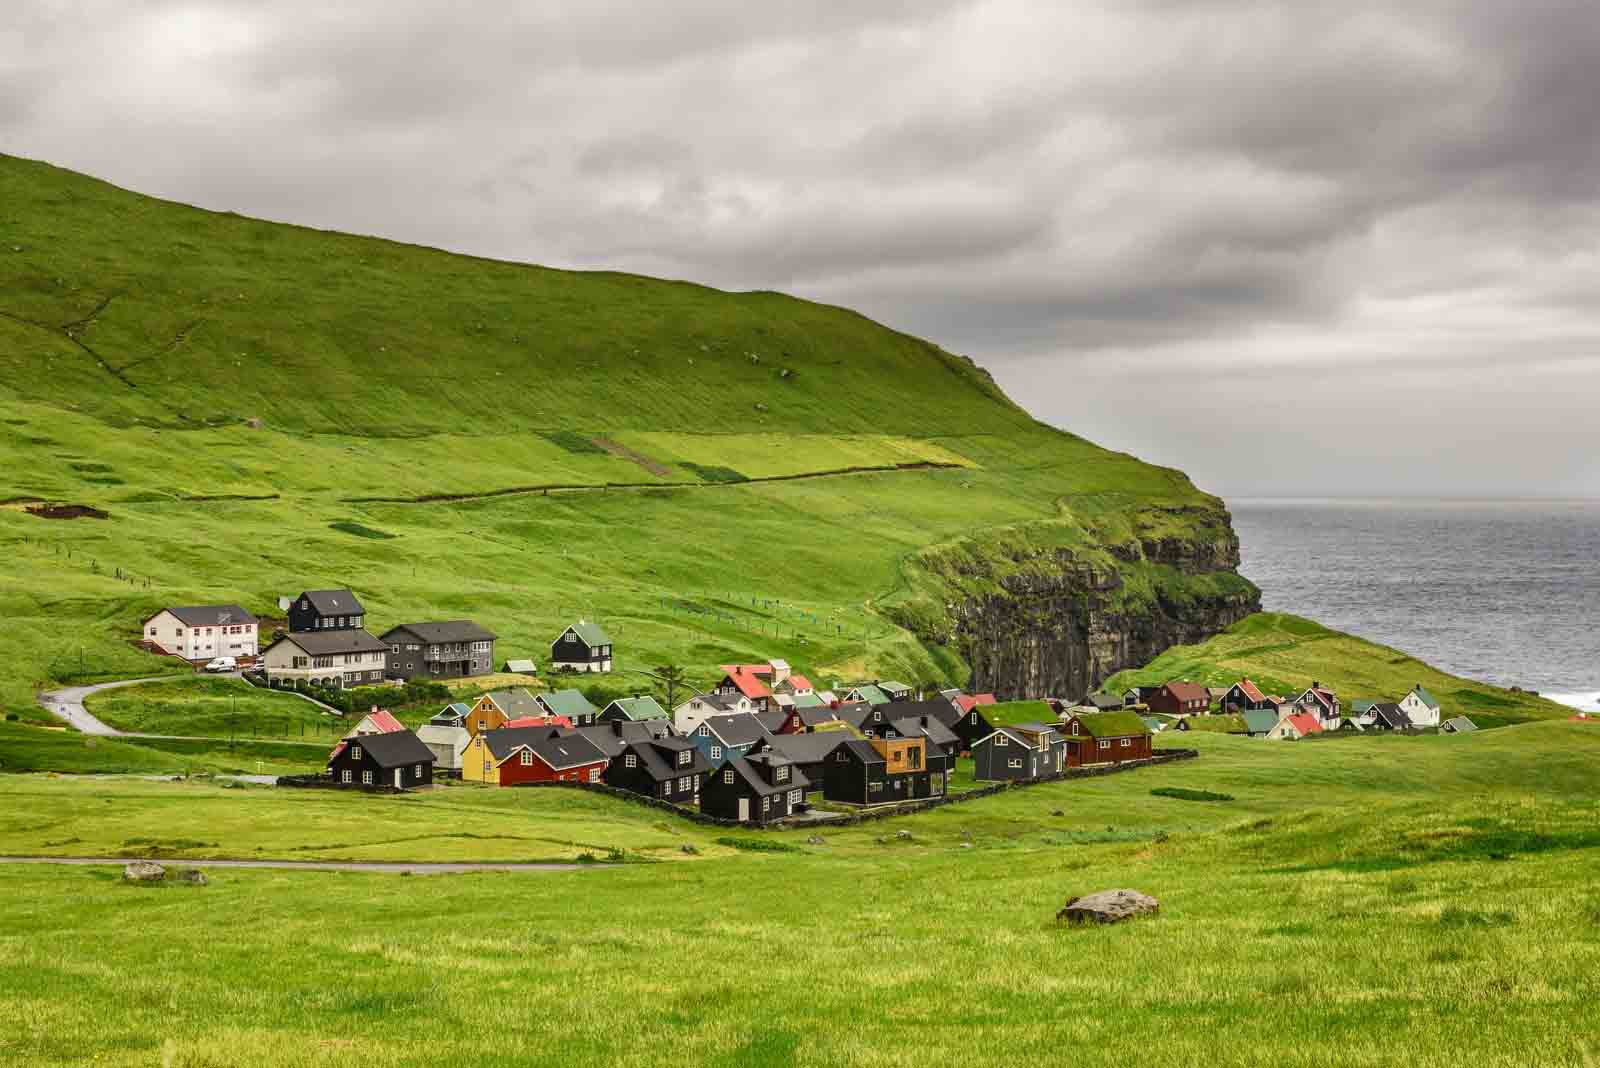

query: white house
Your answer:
[416,723,471,771]
[1398,685,1442,728]
[673,691,755,735]
[142,604,258,662]
[261,629,390,689]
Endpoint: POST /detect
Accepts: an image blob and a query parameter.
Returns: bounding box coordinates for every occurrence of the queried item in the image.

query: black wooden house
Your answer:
[288,589,366,634]
[699,753,809,824]
[326,729,435,790]
[603,736,711,804]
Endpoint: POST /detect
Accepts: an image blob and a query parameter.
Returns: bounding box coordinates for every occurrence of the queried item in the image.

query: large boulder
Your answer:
[1057,889,1159,925]
[123,860,166,883]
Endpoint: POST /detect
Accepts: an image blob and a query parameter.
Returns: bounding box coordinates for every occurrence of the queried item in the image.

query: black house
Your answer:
[574,718,676,762]
[887,714,962,761]
[699,753,809,824]
[549,620,613,673]
[751,731,854,786]
[603,737,711,804]
[380,621,498,681]
[327,729,435,790]
[288,589,366,634]
[821,737,948,805]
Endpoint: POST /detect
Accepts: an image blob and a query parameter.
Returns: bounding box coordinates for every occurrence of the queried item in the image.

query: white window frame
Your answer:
[995,734,1008,746]
[341,770,352,783]
[710,745,722,760]
[722,770,735,784]
[1098,739,1111,750]
[351,746,362,760]
[520,751,533,766]
[1120,737,1132,748]
[624,754,637,767]
[361,770,373,785]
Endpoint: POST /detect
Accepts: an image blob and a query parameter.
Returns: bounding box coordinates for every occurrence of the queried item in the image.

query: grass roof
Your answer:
[1071,711,1151,738]
[984,700,1058,727]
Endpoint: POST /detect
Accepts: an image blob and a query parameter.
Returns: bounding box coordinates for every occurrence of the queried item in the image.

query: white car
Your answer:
[203,656,238,673]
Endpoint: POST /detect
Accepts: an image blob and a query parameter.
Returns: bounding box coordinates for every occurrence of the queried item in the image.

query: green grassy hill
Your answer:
[1106,612,1573,726]
[0,154,1254,720]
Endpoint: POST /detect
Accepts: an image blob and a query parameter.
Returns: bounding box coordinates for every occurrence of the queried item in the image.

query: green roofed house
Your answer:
[536,688,600,727]
[878,681,913,702]
[1062,710,1153,767]
[1398,684,1442,728]
[845,684,891,707]
[551,620,613,674]
[600,695,670,723]
[1241,708,1280,738]
[984,700,1058,727]
[1440,715,1478,734]
[792,692,826,709]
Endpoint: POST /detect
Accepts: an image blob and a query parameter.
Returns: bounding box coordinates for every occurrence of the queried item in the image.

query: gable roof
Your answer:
[503,658,538,674]
[1407,685,1441,709]
[621,737,710,781]
[878,680,912,695]
[558,621,611,646]
[975,725,1046,751]
[382,620,497,644]
[848,684,890,706]
[794,705,842,727]
[148,604,257,627]
[887,714,960,749]
[1241,709,1280,735]
[954,693,997,713]
[791,692,826,709]
[575,720,673,759]
[1283,712,1323,735]
[785,673,815,692]
[415,723,471,753]
[505,714,571,729]
[430,702,471,725]
[1160,681,1211,703]
[760,731,853,764]
[1069,711,1152,738]
[1443,715,1478,732]
[754,708,789,733]
[1370,703,1410,729]
[604,695,669,721]
[296,589,364,616]
[698,713,771,748]
[481,726,607,769]
[350,709,406,735]
[1234,679,1267,704]
[335,729,434,769]
[715,753,811,796]
[538,688,598,719]
[268,629,390,656]
[481,689,543,718]
[1084,693,1124,710]
[719,666,773,700]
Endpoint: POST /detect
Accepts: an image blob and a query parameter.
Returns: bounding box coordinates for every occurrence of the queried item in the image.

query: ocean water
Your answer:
[1228,499,1600,713]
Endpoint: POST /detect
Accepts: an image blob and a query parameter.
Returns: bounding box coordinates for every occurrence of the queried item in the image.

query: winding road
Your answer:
[34,674,335,748]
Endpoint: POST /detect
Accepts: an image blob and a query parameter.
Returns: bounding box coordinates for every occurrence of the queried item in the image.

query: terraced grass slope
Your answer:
[0,153,1253,723]
[1106,612,1574,726]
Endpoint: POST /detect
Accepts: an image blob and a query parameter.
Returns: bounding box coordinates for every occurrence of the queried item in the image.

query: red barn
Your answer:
[1146,681,1211,716]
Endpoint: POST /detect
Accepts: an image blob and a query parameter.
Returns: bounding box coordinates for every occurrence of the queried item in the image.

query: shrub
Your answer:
[1151,786,1234,802]
[713,836,800,853]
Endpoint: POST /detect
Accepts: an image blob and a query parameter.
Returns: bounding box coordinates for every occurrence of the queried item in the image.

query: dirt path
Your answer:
[0,855,590,875]
[34,676,333,748]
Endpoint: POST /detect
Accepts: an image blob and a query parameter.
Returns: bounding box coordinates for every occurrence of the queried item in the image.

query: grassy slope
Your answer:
[1106,612,1574,726]
[0,723,1596,1066]
[0,721,323,776]
[84,675,344,740]
[0,154,1241,724]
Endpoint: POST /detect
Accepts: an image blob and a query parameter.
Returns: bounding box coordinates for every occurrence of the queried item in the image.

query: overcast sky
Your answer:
[5,1,1598,498]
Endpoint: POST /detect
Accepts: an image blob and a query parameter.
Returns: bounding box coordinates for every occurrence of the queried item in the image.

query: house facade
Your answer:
[1221,679,1277,713]
[973,723,1068,780]
[1146,681,1211,716]
[699,753,808,824]
[822,736,949,803]
[141,604,259,662]
[416,723,471,771]
[326,730,435,790]
[550,621,612,673]
[536,688,599,727]
[1295,684,1341,729]
[380,621,496,681]
[287,589,366,634]
[673,691,754,735]
[463,689,544,737]
[460,726,608,786]
[1268,712,1323,740]
[1398,685,1441,728]
[603,737,710,803]
[1061,712,1153,767]
[261,630,389,689]
[685,713,771,766]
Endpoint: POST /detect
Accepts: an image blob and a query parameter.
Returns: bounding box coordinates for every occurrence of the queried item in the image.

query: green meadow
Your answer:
[1,722,1597,1066]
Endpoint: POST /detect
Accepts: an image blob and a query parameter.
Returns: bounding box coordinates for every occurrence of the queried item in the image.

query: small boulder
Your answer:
[177,868,207,886]
[1052,809,1065,817]
[805,835,825,845]
[895,829,913,841]
[958,842,974,850]
[1057,889,1159,925]
[123,860,166,883]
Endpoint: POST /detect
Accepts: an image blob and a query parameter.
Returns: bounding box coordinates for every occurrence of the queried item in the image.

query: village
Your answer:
[137,589,1476,824]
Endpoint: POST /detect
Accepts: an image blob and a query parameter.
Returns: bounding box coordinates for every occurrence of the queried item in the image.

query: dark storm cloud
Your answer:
[4,0,1598,495]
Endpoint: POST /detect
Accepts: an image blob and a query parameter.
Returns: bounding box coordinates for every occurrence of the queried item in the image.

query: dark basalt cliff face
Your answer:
[893,508,1260,700]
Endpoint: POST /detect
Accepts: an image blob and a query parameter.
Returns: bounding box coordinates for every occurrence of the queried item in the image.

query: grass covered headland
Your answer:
[1,721,1597,1066]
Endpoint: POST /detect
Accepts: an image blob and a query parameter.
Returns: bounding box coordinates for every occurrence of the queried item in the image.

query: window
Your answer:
[788,789,801,805]
[775,766,788,782]
[413,764,422,778]
[478,720,487,731]
[520,751,533,766]
[588,768,600,782]
[351,746,362,760]
[970,712,977,724]
[341,770,352,783]
[391,644,401,655]
[1008,758,1022,768]
[1120,737,1131,748]
[761,796,770,812]
[835,751,848,762]
[678,751,691,766]
[292,656,308,669]
[1098,739,1111,750]
[710,746,722,760]
[679,777,692,792]
[624,754,637,767]
[361,770,373,785]
[723,770,735,784]
[697,725,709,737]
[869,781,883,793]
[995,734,1008,746]
[176,628,185,637]
[147,627,156,637]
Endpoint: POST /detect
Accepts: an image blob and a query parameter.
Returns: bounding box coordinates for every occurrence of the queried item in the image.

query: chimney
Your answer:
[612,720,624,736]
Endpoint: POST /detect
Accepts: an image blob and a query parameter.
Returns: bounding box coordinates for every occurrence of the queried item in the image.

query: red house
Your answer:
[1146,681,1211,716]
[460,726,609,786]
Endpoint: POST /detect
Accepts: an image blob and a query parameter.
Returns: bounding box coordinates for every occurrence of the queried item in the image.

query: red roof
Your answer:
[719,666,772,700]
[363,709,406,734]
[1236,679,1266,704]
[506,714,571,729]
[787,673,814,691]
[956,693,997,713]
[1285,713,1322,735]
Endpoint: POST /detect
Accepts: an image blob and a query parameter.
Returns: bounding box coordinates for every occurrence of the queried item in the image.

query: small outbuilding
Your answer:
[416,723,471,771]
[1440,715,1478,734]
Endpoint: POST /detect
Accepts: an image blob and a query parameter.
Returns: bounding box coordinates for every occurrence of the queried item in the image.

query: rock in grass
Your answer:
[177,868,207,886]
[805,835,825,845]
[1057,889,1159,925]
[123,860,166,883]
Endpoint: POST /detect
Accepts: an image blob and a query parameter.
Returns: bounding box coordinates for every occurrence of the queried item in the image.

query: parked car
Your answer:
[203,656,238,673]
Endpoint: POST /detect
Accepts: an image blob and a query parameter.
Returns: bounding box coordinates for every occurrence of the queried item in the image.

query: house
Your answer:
[886,712,962,761]
[754,707,789,735]
[715,664,775,712]
[843,683,891,707]
[947,699,998,755]
[379,621,497,681]
[573,719,676,762]
[789,705,844,731]
[791,692,828,710]
[973,722,1068,781]
[460,726,608,786]
[141,604,259,663]
[463,689,544,736]
[261,629,390,689]
[700,752,809,824]
[1221,679,1277,713]
[673,691,755,734]
[346,708,405,736]
[603,736,711,803]
[599,695,670,724]
[1367,703,1411,731]
[1398,684,1442,728]
[1207,686,1231,707]
[1061,712,1153,767]
[1146,681,1211,716]
[503,658,538,675]
[1082,693,1124,713]
[955,693,997,715]
[772,667,816,697]
[877,681,913,703]
[821,735,950,803]
[1121,688,1143,707]
[753,729,858,788]
[549,621,612,673]
[1240,709,1281,738]
[287,589,366,634]
[1268,712,1323,740]
[430,702,471,728]
[1295,683,1342,728]
[326,729,435,790]
[536,688,599,727]
[685,713,772,766]
[415,723,471,771]
[1140,715,1167,734]
[1441,715,1478,734]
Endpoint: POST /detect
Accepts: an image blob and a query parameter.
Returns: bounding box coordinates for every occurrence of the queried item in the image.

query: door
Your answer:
[394,768,403,788]
[738,797,750,822]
